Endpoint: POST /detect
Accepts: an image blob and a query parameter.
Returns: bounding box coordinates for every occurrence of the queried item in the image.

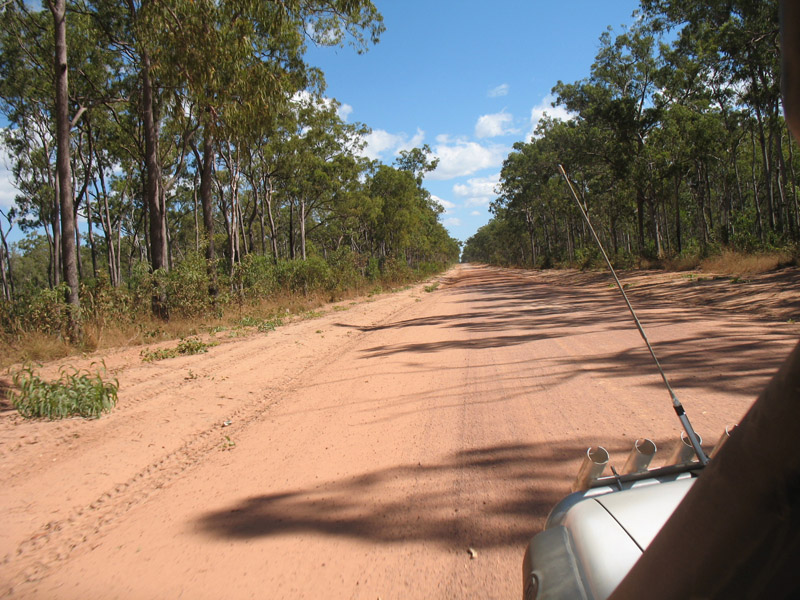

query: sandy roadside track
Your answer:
[1,264,797,598]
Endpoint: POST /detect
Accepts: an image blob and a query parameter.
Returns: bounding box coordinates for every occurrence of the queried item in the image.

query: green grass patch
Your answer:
[257,316,284,332]
[140,337,217,362]
[11,363,119,420]
[424,282,440,293]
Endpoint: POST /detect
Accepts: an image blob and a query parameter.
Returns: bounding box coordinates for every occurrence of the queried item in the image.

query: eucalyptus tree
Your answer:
[364,149,453,268]
[495,140,551,266]
[0,209,14,300]
[0,0,93,336]
[282,97,367,261]
[0,4,61,286]
[462,216,528,266]
[641,0,791,238]
[554,22,662,255]
[148,0,382,270]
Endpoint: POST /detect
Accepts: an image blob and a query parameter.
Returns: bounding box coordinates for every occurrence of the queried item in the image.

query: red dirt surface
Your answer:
[1,264,798,599]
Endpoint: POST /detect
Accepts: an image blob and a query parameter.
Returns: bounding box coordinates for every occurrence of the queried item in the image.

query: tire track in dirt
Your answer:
[0,283,436,595]
[2,265,796,598]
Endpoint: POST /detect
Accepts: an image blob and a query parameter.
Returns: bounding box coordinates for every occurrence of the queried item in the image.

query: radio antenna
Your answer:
[558,164,708,465]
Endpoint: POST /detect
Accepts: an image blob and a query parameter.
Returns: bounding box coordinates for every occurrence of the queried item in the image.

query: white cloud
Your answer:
[291,90,353,122]
[431,194,455,212]
[429,139,507,180]
[397,128,425,153]
[362,130,404,159]
[475,111,518,139]
[528,94,573,139]
[443,217,462,227]
[470,211,482,216]
[488,84,510,98]
[453,173,501,207]
[337,102,353,121]
[361,128,425,161]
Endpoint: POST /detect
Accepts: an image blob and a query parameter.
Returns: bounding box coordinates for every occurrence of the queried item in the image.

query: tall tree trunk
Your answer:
[141,53,168,318]
[193,171,200,253]
[0,215,13,300]
[777,130,792,238]
[636,187,645,255]
[74,217,83,280]
[751,131,765,242]
[300,198,307,260]
[96,169,118,287]
[48,0,80,340]
[264,177,279,264]
[199,130,218,297]
[51,176,61,287]
[754,101,776,231]
[86,190,97,278]
[289,198,296,260]
[673,174,682,255]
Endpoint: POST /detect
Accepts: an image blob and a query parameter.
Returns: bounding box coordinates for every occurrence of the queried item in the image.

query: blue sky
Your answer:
[306,0,644,243]
[0,0,644,245]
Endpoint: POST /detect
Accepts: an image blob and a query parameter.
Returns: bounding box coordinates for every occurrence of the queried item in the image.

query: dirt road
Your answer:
[1,264,798,599]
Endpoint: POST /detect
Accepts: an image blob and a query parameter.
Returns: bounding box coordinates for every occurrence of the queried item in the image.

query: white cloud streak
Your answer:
[291,90,353,122]
[453,173,501,207]
[528,94,573,139]
[431,194,455,212]
[475,111,518,139]
[429,140,507,180]
[488,83,510,98]
[361,128,425,161]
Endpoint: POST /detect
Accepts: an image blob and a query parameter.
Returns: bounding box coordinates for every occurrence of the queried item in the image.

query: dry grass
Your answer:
[699,250,796,276]
[661,254,703,271]
[0,333,74,368]
[0,282,384,372]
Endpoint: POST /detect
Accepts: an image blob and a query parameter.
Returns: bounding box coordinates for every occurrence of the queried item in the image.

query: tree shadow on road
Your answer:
[333,268,795,399]
[196,438,658,549]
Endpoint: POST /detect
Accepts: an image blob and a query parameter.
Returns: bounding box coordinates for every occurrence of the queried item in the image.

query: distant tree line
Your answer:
[463,0,798,268]
[0,0,460,339]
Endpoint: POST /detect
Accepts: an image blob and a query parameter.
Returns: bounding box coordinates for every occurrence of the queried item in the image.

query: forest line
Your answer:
[462,1,799,271]
[0,0,460,350]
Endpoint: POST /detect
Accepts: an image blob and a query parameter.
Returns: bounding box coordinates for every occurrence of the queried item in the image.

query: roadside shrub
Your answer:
[165,253,214,317]
[275,257,333,294]
[11,362,118,420]
[3,283,72,336]
[415,261,442,278]
[327,248,363,292]
[127,260,155,307]
[381,256,413,283]
[140,336,216,362]
[81,274,137,327]
[236,254,278,299]
[574,247,601,270]
[365,256,381,281]
[297,256,334,293]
